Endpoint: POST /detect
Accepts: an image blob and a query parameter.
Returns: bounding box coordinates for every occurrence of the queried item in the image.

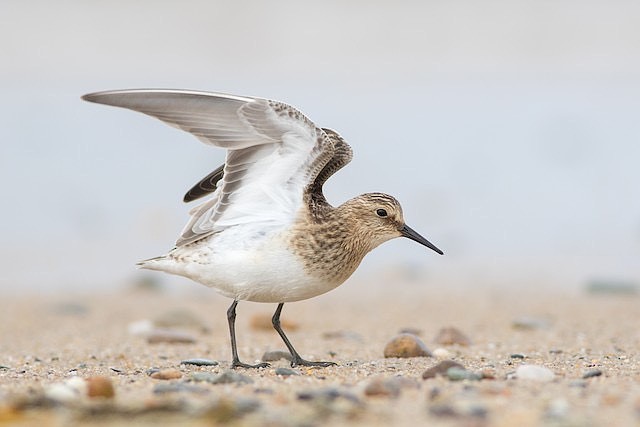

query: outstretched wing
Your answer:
[82,89,336,246]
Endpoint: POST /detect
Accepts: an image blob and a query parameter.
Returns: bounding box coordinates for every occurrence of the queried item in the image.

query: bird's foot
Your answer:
[231,360,270,369]
[290,358,337,368]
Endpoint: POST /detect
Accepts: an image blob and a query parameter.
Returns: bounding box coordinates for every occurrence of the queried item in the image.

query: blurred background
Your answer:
[1,0,639,294]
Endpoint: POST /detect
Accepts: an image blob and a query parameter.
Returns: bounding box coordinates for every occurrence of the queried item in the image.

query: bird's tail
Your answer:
[136,255,169,270]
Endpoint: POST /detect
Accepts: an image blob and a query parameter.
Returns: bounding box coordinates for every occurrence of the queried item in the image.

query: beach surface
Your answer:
[1,278,639,426]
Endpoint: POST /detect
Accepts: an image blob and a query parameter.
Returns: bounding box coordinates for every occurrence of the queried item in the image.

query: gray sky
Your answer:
[2,1,639,292]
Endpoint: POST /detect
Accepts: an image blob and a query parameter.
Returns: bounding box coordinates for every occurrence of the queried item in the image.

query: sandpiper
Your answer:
[82,89,443,368]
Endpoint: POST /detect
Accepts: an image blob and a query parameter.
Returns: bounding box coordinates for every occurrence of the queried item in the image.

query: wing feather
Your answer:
[83,89,339,246]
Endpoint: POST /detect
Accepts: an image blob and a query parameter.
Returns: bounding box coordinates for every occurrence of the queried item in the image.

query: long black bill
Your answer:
[400,224,444,255]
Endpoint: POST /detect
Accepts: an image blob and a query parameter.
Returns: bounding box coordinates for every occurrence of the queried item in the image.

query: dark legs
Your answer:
[227,300,269,369]
[272,303,336,368]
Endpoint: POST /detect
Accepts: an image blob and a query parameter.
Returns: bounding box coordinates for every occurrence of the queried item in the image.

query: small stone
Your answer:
[583,369,603,379]
[384,333,432,358]
[190,370,253,385]
[364,377,401,398]
[261,350,293,362]
[512,316,550,330]
[190,372,218,383]
[432,348,451,359]
[154,309,209,332]
[510,353,526,359]
[322,330,363,341]
[146,329,197,344]
[180,358,219,366]
[51,302,88,316]
[275,367,299,376]
[433,327,471,346]
[398,327,423,336]
[569,380,588,388]
[128,319,154,336]
[149,368,182,380]
[422,360,464,379]
[44,377,87,403]
[203,397,261,422]
[85,376,115,398]
[446,367,482,381]
[250,313,299,331]
[585,280,639,295]
[297,387,361,404]
[516,364,555,382]
[153,383,209,394]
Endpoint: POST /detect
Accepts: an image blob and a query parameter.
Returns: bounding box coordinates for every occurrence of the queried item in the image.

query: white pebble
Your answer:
[127,319,154,336]
[432,348,451,359]
[516,364,555,382]
[45,377,87,402]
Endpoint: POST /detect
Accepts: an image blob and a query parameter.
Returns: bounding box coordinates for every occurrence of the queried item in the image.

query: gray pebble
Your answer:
[146,329,197,344]
[510,353,526,359]
[583,369,603,379]
[446,367,483,381]
[153,383,209,394]
[433,327,472,346]
[585,280,639,295]
[298,387,362,404]
[423,360,465,379]
[180,358,219,366]
[190,370,253,385]
[261,350,292,362]
[154,309,209,332]
[275,367,299,376]
[512,316,550,330]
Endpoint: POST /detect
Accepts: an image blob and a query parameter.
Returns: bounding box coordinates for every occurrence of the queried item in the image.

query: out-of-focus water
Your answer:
[2,1,639,292]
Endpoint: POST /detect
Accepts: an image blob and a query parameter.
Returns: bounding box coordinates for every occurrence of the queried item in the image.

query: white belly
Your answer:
[140,228,342,303]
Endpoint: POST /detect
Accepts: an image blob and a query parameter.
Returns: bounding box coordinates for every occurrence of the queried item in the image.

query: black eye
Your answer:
[376,209,388,217]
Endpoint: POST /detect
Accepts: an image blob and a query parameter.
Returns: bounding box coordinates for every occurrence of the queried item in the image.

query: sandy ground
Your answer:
[0,278,639,426]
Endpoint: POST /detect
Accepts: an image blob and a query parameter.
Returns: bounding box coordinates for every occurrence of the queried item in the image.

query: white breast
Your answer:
[140,226,342,303]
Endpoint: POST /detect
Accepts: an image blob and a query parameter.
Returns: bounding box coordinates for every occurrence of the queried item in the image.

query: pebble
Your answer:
[423,360,464,379]
[398,327,423,336]
[433,327,471,346]
[250,313,299,331]
[51,302,88,316]
[261,350,292,362]
[127,319,154,336]
[512,316,550,330]
[180,358,219,366]
[146,329,197,344]
[321,330,363,341]
[153,383,209,395]
[154,309,209,332]
[203,397,261,423]
[383,333,432,358]
[298,387,362,405]
[85,376,115,398]
[516,364,555,382]
[190,370,253,385]
[149,368,183,380]
[432,348,451,359]
[275,367,299,376]
[510,353,526,359]
[583,369,603,379]
[446,367,483,381]
[364,377,402,398]
[44,377,87,403]
[585,280,639,295]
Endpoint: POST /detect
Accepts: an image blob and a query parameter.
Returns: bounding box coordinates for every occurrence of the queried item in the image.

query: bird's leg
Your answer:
[227,300,269,369]
[271,303,337,368]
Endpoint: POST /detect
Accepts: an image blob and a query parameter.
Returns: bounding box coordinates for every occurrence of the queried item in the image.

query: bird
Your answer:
[82,89,443,369]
